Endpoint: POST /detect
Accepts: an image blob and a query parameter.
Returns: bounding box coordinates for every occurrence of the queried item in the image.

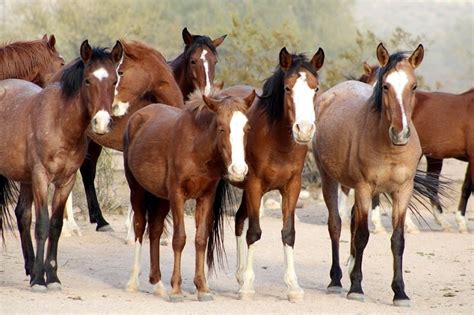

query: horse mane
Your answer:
[120,39,167,64]
[372,51,409,112]
[258,53,318,123]
[0,39,55,80]
[60,47,112,99]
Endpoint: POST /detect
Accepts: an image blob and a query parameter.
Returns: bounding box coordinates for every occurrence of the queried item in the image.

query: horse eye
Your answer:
[412,84,417,91]
[285,86,291,93]
[190,59,197,65]
[118,71,124,76]
[85,79,91,86]
[315,87,320,93]
[382,84,389,91]
[112,81,118,86]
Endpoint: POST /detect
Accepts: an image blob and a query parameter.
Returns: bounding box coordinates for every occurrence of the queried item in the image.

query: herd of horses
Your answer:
[0,28,472,307]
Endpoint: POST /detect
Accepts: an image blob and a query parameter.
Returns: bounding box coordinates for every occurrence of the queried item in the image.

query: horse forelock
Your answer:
[372,51,410,112]
[184,36,218,60]
[0,39,56,81]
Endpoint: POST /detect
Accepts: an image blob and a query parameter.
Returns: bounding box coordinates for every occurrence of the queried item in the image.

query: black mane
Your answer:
[184,35,218,60]
[372,51,409,112]
[60,47,112,99]
[258,53,318,123]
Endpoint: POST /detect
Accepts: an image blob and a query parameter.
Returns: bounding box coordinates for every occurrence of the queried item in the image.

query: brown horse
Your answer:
[312,43,425,306]
[169,27,226,100]
[0,40,123,291]
[221,47,324,302]
[123,89,255,302]
[349,62,473,233]
[0,34,64,87]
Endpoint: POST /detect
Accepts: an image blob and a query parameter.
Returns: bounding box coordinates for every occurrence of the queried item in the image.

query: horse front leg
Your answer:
[280,176,304,302]
[390,184,413,307]
[80,140,112,231]
[456,163,472,233]
[44,175,76,290]
[169,190,186,302]
[347,186,371,302]
[14,184,34,278]
[235,193,248,287]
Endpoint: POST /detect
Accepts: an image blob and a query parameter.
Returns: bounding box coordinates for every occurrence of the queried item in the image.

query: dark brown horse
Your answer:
[221,47,324,302]
[312,43,425,306]
[123,89,255,302]
[0,34,65,87]
[0,40,123,291]
[348,62,473,233]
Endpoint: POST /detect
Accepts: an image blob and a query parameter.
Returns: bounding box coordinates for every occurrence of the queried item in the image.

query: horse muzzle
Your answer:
[91,110,112,135]
[389,126,411,146]
[112,99,130,117]
[227,163,248,182]
[292,121,315,144]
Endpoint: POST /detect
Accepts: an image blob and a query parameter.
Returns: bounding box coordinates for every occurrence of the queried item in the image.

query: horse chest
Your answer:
[368,162,413,190]
[44,148,84,178]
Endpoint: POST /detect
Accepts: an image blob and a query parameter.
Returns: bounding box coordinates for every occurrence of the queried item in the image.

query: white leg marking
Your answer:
[126,240,142,292]
[152,280,168,297]
[404,212,420,234]
[283,244,304,301]
[455,211,468,233]
[371,205,387,234]
[62,194,81,237]
[125,205,135,244]
[337,187,350,224]
[432,205,452,231]
[236,219,248,286]
[347,255,355,276]
[228,111,248,181]
[92,109,111,134]
[93,67,109,81]
[200,49,211,96]
[239,242,256,294]
[386,70,409,132]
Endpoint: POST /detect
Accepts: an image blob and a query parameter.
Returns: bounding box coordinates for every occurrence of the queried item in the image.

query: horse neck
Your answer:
[258,103,296,150]
[188,111,222,167]
[170,53,194,99]
[55,89,91,145]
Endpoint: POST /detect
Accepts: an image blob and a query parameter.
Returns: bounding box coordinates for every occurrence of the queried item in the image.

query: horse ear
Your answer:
[203,95,220,113]
[80,40,92,64]
[42,34,48,41]
[279,47,292,71]
[408,44,424,69]
[363,62,372,75]
[182,27,193,46]
[376,43,389,67]
[111,40,124,66]
[243,90,256,110]
[311,47,325,71]
[48,34,56,50]
[212,34,227,48]
[215,81,224,90]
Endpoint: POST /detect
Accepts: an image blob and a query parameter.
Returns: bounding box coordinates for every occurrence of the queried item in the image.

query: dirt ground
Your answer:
[1,159,473,314]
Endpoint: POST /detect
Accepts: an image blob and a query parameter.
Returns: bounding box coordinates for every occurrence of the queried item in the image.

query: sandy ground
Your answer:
[1,159,473,314]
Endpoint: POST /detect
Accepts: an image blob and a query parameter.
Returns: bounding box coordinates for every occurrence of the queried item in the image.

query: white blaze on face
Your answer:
[200,49,212,96]
[228,111,248,181]
[92,67,109,81]
[114,55,124,96]
[386,70,409,132]
[92,109,111,134]
[292,72,316,124]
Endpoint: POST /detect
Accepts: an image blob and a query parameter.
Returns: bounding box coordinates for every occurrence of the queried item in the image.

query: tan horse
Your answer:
[0,41,123,291]
[123,89,255,302]
[313,43,424,306]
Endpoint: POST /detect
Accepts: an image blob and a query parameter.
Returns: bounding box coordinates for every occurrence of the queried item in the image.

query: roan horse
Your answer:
[0,40,123,291]
[76,27,226,232]
[221,47,324,302]
[0,34,65,87]
[343,62,473,233]
[123,89,255,301]
[312,43,425,306]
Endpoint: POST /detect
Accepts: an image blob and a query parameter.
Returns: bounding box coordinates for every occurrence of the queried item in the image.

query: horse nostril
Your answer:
[296,124,301,132]
[92,118,97,126]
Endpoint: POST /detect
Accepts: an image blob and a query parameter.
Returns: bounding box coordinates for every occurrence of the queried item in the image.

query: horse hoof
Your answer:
[347,292,365,302]
[47,282,62,291]
[238,290,255,301]
[125,284,139,293]
[393,299,411,307]
[31,284,47,293]
[287,289,304,303]
[169,294,184,303]
[327,286,343,294]
[197,291,214,302]
[97,224,114,232]
[152,282,167,298]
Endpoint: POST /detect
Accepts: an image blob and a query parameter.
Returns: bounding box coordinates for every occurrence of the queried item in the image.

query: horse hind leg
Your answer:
[370,195,387,234]
[14,184,35,278]
[456,163,472,233]
[338,185,352,225]
[62,193,82,237]
[426,157,452,231]
[235,194,248,287]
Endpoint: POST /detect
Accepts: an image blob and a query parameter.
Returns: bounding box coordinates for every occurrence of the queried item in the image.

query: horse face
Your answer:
[203,91,255,182]
[81,41,123,134]
[378,44,424,146]
[189,46,217,96]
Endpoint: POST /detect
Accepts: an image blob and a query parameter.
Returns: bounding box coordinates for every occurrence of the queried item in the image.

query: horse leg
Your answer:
[124,204,135,244]
[30,173,50,291]
[347,187,371,302]
[14,184,34,278]
[62,194,82,237]
[44,176,76,290]
[239,184,263,300]
[148,197,169,298]
[456,163,472,233]
[193,193,214,301]
[390,186,412,307]
[280,177,304,302]
[338,186,351,225]
[370,194,387,234]
[426,157,451,231]
[80,140,112,231]
[235,193,249,287]
[319,168,343,293]
[169,191,187,302]
[125,185,146,293]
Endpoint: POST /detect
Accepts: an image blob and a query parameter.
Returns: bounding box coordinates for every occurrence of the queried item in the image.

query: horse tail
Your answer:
[207,179,236,274]
[0,175,18,246]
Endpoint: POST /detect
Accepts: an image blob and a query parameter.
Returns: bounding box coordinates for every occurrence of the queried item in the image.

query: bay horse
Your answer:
[343,62,473,233]
[123,89,255,301]
[312,43,425,306]
[220,47,324,302]
[0,40,123,291]
[0,34,65,87]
